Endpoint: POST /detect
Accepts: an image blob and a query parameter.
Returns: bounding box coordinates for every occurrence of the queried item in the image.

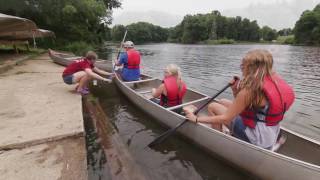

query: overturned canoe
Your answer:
[49,49,320,180]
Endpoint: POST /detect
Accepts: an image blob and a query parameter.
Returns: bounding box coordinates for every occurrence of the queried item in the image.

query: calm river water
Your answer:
[88,43,320,180]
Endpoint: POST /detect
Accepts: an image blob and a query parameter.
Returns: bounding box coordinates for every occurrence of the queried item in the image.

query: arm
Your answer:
[152,84,165,98]
[84,68,112,83]
[115,52,125,66]
[115,58,121,66]
[93,67,112,76]
[230,76,240,97]
[186,89,249,125]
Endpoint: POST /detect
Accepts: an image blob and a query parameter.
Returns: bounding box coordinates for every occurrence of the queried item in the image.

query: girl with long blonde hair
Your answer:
[184,49,295,149]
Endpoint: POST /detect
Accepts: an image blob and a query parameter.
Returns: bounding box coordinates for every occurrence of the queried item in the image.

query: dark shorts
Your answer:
[63,74,73,85]
[231,116,251,143]
[150,98,161,104]
[149,98,183,114]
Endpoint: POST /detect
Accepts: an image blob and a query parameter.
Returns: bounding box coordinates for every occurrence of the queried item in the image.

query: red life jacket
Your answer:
[240,74,295,128]
[126,49,140,69]
[160,76,187,107]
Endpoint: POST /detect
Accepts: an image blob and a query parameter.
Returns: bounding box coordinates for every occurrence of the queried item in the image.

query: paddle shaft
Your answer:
[117,30,128,59]
[194,83,233,115]
[148,81,235,147]
[113,30,128,71]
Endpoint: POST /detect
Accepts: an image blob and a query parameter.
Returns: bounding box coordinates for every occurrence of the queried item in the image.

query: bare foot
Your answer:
[271,135,287,152]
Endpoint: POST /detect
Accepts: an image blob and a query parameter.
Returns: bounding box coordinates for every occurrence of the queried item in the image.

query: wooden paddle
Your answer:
[148,77,239,147]
[112,30,128,73]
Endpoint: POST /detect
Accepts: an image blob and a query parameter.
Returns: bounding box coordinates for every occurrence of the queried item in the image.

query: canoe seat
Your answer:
[167,97,210,111]
[137,90,152,94]
[124,78,157,84]
[136,90,153,99]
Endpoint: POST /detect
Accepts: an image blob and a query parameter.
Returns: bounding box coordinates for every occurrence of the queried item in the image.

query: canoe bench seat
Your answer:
[167,97,210,111]
[137,90,153,99]
[125,78,159,92]
[124,78,157,84]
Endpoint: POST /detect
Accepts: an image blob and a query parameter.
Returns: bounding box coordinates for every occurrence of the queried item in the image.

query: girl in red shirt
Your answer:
[62,51,112,95]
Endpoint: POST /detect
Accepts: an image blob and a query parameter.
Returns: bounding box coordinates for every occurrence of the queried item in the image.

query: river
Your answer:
[88,43,320,180]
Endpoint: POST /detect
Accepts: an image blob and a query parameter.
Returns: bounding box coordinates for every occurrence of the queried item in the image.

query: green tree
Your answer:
[260,26,278,41]
[248,20,260,41]
[180,14,208,43]
[111,25,126,41]
[111,22,168,44]
[168,11,262,43]
[127,22,153,43]
[278,28,292,36]
[294,4,320,45]
[0,0,121,46]
[168,24,183,42]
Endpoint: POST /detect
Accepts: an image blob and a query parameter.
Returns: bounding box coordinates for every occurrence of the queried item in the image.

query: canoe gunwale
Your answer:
[196,122,320,171]
[65,56,81,60]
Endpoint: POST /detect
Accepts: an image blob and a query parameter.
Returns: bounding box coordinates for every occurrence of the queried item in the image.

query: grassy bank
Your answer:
[203,39,236,45]
[276,35,295,44]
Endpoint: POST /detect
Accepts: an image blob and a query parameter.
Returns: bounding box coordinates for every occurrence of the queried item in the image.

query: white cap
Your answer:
[123,41,134,48]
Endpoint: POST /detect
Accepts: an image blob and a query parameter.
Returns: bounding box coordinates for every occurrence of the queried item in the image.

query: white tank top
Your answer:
[244,103,280,149]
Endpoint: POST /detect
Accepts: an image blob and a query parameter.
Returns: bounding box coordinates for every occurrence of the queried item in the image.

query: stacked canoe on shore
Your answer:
[49,49,320,180]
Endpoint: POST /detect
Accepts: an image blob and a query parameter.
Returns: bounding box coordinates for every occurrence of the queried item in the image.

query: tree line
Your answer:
[111,22,168,44]
[111,11,290,44]
[116,4,319,45]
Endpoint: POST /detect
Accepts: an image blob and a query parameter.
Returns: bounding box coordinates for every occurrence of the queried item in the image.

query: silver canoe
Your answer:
[48,49,112,71]
[49,50,320,180]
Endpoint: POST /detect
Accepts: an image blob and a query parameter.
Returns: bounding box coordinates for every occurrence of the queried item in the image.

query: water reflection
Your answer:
[83,103,111,180]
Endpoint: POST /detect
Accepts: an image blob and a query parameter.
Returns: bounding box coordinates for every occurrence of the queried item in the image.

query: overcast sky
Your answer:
[113,0,281,16]
[113,0,319,29]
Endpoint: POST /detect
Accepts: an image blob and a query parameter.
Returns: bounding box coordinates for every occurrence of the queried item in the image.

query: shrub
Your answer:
[63,41,94,56]
[277,35,295,44]
[284,36,295,44]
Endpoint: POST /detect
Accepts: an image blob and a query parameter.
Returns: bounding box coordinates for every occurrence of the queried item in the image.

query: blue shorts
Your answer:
[63,74,73,85]
[231,116,250,143]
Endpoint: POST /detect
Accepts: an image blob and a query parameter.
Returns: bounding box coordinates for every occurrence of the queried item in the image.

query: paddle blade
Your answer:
[148,120,188,147]
[148,128,175,147]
